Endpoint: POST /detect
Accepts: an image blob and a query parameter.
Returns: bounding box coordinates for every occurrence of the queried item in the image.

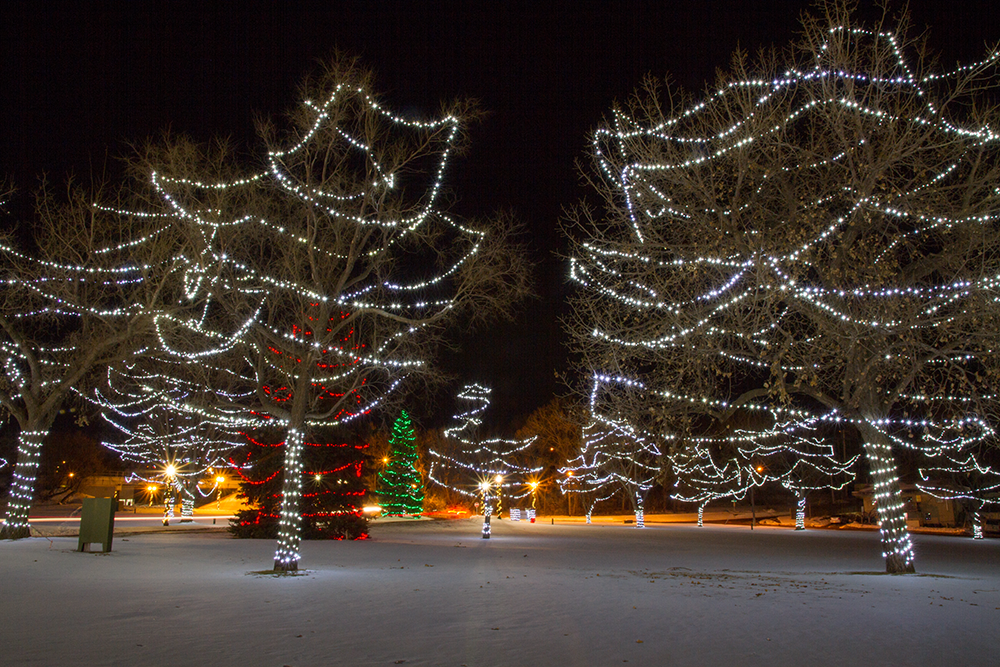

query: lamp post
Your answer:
[494,474,504,519]
[751,465,763,530]
[528,481,539,509]
[215,475,225,510]
[565,470,575,516]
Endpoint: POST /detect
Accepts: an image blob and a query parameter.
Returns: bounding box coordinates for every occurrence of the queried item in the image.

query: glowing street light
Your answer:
[527,480,540,509]
[215,475,225,510]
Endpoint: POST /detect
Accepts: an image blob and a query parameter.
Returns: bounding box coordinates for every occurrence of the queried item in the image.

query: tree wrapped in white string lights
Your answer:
[0,186,181,539]
[138,62,529,569]
[559,375,663,527]
[565,1,1000,572]
[427,383,541,537]
[672,423,858,530]
[762,441,858,531]
[90,356,252,520]
[669,443,749,527]
[917,445,1000,539]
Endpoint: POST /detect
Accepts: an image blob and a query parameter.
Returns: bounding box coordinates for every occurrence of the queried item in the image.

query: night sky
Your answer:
[2,1,996,428]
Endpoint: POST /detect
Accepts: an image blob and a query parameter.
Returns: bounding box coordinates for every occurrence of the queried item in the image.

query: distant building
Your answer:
[853,482,961,528]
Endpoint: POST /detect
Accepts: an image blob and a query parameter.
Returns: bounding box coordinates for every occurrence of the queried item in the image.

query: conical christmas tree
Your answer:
[376,410,424,516]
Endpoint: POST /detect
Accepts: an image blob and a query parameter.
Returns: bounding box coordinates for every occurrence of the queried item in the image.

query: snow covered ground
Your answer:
[1,518,997,666]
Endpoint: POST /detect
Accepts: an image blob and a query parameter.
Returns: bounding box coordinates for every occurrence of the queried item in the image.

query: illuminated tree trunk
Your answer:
[482,494,492,539]
[178,478,196,522]
[859,423,915,573]
[971,500,985,540]
[0,429,46,539]
[633,491,645,529]
[162,490,175,525]
[795,492,806,531]
[697,503,705,527]
[273,426,305,571]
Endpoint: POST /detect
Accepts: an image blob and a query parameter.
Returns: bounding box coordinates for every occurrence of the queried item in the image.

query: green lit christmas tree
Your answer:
[376,410,424,516]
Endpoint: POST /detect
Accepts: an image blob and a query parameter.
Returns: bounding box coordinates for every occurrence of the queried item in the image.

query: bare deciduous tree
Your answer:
[0,184,180,538]
[565,1,1000,572]
[139,61,532,569]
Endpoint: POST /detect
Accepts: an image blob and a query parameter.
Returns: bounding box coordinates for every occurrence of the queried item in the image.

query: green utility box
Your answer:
[77,497,116,552]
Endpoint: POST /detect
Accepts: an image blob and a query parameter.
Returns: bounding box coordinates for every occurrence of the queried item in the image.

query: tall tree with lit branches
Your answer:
[427,383,541,537]
[139,61,530,569]
[565,2,1000,572]
[0,185,180,538]
[559,377,663,527]
[917,445,1000,539]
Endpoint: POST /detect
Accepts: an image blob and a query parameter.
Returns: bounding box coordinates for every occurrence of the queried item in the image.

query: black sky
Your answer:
[2,1,997,428]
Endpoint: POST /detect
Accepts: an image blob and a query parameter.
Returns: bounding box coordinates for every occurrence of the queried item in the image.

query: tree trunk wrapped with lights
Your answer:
[228,426,368,541]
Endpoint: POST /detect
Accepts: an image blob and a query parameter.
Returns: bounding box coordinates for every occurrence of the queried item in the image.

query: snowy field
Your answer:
[1,518,997,667]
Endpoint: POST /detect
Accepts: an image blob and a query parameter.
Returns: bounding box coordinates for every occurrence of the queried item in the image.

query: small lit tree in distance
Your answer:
[376,410,424,516]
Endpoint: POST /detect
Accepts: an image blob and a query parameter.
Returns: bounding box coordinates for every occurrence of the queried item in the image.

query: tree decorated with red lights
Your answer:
[228,425,369,540]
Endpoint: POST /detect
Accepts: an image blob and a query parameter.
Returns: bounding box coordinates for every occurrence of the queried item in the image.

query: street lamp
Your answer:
[215,475,225,510]
[751,464,764,531]
[565,470,575,516]
[494,475,504,519]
